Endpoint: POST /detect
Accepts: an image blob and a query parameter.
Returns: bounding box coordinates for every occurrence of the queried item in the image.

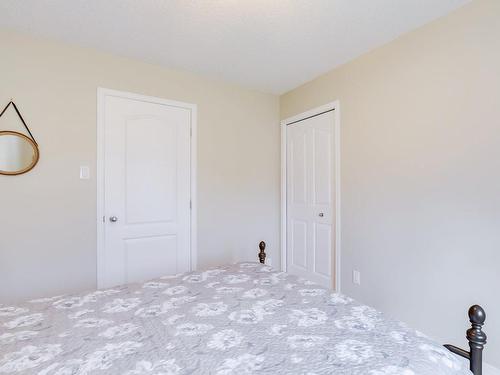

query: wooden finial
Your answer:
[469,305,486,326]
[258,241,266,264]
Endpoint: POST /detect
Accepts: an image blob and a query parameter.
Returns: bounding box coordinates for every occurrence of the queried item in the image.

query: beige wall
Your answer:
[0,31,280,303]
[281,0,500,367]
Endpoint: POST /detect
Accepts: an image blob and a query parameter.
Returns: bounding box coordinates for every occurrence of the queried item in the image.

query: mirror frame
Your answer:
[0,130,40,176]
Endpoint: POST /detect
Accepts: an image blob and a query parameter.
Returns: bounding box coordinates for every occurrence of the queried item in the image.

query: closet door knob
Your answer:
[109,216,118,222]
[318,213,324,217]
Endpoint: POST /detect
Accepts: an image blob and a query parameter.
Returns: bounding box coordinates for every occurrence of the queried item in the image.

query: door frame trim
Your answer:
[96,87,198,289]
[280,101,341,291]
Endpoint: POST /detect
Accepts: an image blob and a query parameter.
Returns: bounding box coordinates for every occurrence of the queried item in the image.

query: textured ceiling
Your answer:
[0,0,470,94]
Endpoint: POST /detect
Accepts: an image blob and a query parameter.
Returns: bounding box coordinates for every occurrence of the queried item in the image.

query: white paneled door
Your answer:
[286,110,335,288]
[98,90,194,289]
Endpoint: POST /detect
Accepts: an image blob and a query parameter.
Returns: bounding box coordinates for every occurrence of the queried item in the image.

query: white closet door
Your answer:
[286,111,334,288]
[101,94,191,288]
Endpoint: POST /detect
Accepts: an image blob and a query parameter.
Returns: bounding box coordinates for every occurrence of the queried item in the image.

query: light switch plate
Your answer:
[80,166,90,180]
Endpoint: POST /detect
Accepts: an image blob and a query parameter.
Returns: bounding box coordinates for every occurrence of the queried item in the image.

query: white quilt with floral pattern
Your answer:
[0,263,470,374]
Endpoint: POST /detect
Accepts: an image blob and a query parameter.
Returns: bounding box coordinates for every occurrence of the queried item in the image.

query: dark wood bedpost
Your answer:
[444,305,486,375]
[258,241,266,264]
[467,305,487,375]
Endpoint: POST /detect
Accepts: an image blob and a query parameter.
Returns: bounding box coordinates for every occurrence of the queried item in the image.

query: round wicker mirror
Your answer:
[0,131,40,175]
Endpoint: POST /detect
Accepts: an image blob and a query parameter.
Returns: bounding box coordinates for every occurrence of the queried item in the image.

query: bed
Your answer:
[0,247,487,374]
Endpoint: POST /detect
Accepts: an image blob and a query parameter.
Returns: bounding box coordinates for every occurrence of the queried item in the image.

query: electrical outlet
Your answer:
[352,270,361,285]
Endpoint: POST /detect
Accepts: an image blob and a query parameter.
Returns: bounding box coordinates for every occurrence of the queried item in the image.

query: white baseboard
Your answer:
[484,362,500,375]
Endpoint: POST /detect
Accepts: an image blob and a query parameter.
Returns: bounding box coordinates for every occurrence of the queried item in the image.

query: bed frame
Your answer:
[445,305,487,375]
[257,241,487,375]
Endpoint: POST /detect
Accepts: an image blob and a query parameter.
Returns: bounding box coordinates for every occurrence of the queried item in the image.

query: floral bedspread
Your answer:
[0,263,469,374]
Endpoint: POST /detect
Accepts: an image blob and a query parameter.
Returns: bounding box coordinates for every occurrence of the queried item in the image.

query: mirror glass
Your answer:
[0,131,39,175]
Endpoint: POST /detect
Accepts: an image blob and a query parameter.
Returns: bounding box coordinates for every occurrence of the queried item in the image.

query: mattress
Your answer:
[0,263,470,374]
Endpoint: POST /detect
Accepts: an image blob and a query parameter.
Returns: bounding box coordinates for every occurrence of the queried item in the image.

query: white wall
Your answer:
[280,0,500,368]
[0,30,280,303]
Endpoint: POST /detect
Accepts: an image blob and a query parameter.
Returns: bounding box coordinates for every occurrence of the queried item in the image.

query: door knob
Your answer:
[318,213,324,217]
[109,216,118,222]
